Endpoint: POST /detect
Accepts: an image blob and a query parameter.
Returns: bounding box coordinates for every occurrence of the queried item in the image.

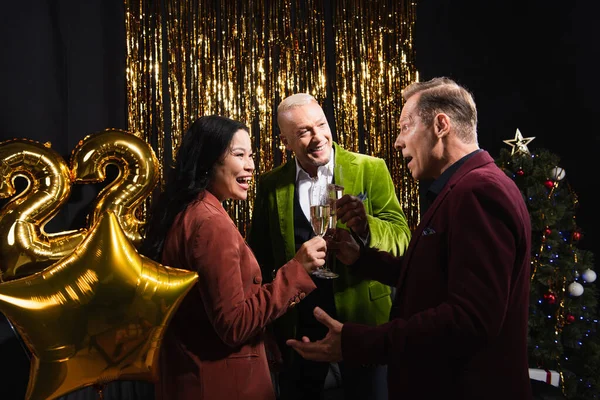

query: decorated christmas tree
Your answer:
[496,129,600,399]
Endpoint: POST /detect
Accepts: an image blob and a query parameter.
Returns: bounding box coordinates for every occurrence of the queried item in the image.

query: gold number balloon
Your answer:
[0,211,198,400]
[70,129,159,247]
[0,139,87,280]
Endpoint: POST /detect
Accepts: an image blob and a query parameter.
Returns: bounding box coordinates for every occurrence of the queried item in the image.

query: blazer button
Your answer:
[299,292,306,299]
[253,276,262,284]
[289,301,296,308]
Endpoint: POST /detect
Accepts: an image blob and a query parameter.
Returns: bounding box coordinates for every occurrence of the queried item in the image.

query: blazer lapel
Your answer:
[395,188,448,289]
[396,150,495,288]
[333,143,359,198]
[275,161,297,259]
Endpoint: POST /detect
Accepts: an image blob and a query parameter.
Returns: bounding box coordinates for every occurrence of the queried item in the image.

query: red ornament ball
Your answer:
[544,228,552,236]
[543,293,557,305]
[573,231,582,241]
[566,314,575,324]
[544,180,555,189]
[516,169,524,176]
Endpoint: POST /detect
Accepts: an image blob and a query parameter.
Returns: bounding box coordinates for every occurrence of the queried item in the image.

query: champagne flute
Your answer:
[329,163,344,229]
[309,179,339,279]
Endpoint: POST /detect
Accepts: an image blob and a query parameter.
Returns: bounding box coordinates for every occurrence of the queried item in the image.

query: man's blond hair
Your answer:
[277,93,318,128]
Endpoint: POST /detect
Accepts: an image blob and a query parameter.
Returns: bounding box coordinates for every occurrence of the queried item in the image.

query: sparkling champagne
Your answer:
[327,183,344,227]
[310,204,331,236]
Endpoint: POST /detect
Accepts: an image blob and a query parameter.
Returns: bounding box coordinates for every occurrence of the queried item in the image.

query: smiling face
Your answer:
[209,129,255,201]
[394,94,442,180]
[278,101,333,177]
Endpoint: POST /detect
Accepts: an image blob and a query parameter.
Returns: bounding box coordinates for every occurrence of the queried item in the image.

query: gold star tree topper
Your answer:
[0,211,198,400]
[503,128,536,156]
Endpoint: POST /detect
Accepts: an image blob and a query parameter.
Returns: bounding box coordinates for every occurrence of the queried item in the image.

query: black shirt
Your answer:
[426,149,483,205]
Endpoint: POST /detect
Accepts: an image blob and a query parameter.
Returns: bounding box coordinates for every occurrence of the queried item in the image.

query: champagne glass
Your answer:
[309,179,339,279]
[329,164,344,230]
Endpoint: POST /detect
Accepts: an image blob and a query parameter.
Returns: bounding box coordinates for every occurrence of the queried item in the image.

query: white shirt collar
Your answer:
[295,147,335,184]
[294,147,334,223]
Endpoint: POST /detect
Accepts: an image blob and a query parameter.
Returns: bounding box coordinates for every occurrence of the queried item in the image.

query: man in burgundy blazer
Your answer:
[287,77,533,399]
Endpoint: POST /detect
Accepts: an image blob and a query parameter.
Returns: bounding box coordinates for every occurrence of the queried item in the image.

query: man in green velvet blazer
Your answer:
[247,93,411,400]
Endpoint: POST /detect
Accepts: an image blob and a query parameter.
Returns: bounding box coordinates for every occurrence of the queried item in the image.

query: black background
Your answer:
[0,1,594,399]
[414,0,596,259]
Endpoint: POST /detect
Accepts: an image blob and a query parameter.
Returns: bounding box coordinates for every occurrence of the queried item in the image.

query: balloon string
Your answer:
[94,384,106,400]
[5,315,31,361]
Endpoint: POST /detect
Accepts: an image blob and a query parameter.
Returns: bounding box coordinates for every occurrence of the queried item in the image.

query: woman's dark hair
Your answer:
[140,115,249,261]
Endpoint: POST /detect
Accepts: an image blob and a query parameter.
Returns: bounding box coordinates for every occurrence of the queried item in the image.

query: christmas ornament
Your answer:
[70,129,159,248]
[582,269,597,283]
[544,180,554,189]
[550,167,566,181]
[0,211,198,400]
[544,227,552,236]
[516,169,524,176]
[543,292,557,305]
[0,139,87,281]
[566,314,575,324]
[502,128,536,156]
[572,231,582,241]
[568,282,584,297]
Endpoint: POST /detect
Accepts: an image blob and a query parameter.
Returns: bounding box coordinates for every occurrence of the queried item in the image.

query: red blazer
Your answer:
[342,151,533,399]
[155,191,316,400]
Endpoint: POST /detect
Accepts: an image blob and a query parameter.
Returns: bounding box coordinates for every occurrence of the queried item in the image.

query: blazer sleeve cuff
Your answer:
[342,322,389,366]
[275,258,317,295]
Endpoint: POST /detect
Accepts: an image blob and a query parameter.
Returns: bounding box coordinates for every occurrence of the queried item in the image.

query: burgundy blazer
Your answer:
[341,151,533,399]
[155,191,316,400]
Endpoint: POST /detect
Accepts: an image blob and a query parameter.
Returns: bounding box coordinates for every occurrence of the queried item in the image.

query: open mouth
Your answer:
[236,177,251,185]
[404,156,413,169]
[310,144,327,154]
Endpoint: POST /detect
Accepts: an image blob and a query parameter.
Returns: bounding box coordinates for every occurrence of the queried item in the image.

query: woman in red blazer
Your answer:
[141,115,327,399]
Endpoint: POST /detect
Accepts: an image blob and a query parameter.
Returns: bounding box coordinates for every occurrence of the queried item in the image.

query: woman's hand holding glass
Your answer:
[294,236,328,274]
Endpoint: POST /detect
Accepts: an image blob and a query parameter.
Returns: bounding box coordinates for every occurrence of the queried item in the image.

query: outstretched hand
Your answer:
[286,307,343,362]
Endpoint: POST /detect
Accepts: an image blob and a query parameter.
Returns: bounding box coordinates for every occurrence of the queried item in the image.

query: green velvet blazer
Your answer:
[247,142,411,352]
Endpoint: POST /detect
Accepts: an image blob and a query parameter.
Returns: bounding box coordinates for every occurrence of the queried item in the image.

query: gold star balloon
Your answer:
[0,211,198,400]
[503,128,536,156]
